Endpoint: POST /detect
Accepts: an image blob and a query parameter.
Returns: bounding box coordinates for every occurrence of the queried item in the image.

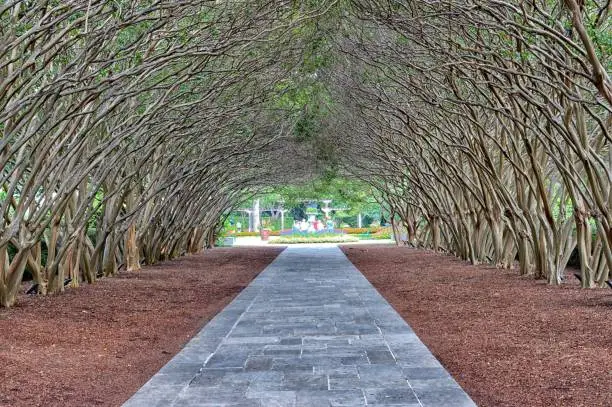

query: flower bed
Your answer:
[342,227,382,234]
[234,230,281,237]
[359,229,392,240]
[273,234,359,244]
[279,229,345,236]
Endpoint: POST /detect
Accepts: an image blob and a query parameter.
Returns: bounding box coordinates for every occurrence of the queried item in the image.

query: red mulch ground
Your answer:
[342,245,612,407]
[0,247,284,407]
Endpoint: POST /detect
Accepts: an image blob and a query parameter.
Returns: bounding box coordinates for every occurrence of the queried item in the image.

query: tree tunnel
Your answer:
[0,0,610,307]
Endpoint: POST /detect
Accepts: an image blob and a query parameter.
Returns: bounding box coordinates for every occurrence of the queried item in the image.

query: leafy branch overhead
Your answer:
[0,0,611,307]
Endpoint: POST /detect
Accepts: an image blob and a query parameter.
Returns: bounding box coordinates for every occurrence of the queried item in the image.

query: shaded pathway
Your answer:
[124,246,476,407]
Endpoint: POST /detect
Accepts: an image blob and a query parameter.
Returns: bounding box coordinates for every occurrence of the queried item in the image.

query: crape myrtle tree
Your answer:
[0,0,610,307]
[324,0,610,286]
[0,0,336,307]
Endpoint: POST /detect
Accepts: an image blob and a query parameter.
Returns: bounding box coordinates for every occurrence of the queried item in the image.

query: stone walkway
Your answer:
[123,246,476,407]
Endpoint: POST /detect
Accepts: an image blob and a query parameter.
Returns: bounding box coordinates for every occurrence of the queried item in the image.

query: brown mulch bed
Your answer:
[342,244,612,407]
[0,247,284,407]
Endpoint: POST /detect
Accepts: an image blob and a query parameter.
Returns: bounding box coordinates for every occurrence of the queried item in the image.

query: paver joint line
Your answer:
[123,246,477,407]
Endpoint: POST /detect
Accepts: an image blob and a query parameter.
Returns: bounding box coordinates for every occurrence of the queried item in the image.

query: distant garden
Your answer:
[218,179,393,244]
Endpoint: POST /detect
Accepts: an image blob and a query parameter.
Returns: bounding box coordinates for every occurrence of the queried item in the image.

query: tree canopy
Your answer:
[1,0,610,306]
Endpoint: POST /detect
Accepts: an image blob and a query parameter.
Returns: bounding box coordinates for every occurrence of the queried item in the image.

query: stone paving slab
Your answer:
[123,246,477,407]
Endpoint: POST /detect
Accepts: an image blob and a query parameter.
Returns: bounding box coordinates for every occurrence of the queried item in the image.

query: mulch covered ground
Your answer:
[342,244,612,407]
[0,247,284,407]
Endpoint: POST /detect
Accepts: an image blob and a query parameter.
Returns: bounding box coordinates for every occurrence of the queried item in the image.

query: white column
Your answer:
[253,199,260,232]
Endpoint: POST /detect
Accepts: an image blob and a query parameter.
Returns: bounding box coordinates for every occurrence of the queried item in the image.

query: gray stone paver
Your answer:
[123,246,477,407]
